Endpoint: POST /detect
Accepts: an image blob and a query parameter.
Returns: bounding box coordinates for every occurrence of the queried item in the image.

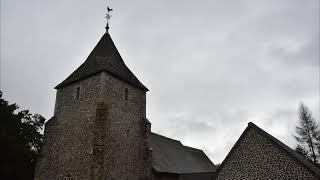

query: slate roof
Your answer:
[55,32,148,91]
[216,122,320,177]
[150,132,216,174]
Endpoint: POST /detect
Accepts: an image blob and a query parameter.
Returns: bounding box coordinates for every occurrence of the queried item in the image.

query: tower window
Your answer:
[126,129,130,137]
[75,87,80,100]
[125,88,128,101]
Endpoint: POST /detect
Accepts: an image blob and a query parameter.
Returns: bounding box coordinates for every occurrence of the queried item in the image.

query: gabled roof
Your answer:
[55,32,148,91]
[150,132,216,174]
[216,122,320,177]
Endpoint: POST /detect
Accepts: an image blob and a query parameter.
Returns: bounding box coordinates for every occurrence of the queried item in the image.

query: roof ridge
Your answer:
[151,132,182,144]
[184,145,203,152]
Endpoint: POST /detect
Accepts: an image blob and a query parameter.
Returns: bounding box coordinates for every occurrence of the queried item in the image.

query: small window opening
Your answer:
[126,129,130,137]
[125,88,128,101]
[64,172,74,180]
[75,87,80,100]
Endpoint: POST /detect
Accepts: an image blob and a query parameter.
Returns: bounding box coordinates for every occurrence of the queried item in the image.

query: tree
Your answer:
[294,103,320,164]
[295,144,309,158]
[0,91,45,180]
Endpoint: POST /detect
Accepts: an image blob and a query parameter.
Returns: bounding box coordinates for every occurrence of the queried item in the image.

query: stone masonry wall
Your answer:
[35,73,101,180]
[98,71,151,179]
[216,127,319,180]
[35,71,151,180]
[34,117,59,179]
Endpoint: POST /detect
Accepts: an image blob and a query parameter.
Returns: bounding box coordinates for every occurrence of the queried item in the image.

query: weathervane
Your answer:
[105,6,113,32]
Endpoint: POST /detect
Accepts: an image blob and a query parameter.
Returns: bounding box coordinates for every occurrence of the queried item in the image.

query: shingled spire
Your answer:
[56,6,146,90]
[55,32,148,91]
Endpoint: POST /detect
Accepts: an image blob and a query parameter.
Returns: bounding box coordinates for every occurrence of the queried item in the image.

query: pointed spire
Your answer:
[55,31,148,91]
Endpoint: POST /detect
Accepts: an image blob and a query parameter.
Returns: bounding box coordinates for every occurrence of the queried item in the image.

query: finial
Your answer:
[105,6,113,33]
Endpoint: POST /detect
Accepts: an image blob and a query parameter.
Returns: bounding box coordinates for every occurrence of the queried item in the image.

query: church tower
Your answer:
[35,23,152,179]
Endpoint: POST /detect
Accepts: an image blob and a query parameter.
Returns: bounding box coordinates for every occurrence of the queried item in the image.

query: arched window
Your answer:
[64,172,74,180]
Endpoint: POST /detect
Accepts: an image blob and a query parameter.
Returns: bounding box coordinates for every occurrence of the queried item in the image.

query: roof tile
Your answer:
[150,132,216,174]
[55,33,148,91]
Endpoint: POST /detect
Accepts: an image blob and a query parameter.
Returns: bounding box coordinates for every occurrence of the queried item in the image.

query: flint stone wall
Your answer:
[216,127,319,180]
[35,71,151,180]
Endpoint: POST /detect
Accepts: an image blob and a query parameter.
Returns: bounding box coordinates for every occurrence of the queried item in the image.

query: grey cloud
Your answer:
[1,0,319,164]
[267,37,319,67]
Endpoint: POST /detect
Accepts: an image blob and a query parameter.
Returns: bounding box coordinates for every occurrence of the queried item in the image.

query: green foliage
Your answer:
[294,103,320,165]
[0,91,45,180]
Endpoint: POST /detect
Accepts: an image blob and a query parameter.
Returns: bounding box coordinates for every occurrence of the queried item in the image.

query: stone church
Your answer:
[35,23,320,179]
[34,25,216,180]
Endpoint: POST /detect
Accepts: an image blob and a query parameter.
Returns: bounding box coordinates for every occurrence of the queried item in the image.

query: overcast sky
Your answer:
[1,0,319,163]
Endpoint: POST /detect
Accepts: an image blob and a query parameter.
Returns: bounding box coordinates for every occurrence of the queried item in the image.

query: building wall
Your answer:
[215,127,319,180]
[152,173,215,180]
[179,173,215,180]
[97,71,151,179]
[34,116,59,179]
[35,73,101,180]
[153,173,179,180]
[35,71,151,180]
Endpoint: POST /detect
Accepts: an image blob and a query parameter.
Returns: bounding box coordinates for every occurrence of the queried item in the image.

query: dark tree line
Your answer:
[294,103,320,165]
[0,91,45,180]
